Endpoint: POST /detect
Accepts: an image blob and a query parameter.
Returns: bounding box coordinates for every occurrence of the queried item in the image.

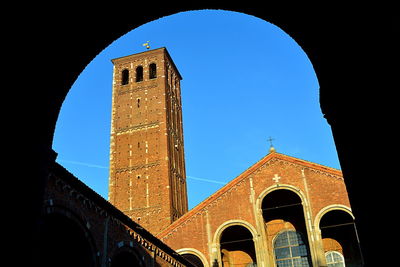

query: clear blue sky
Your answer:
[53,10,340,210]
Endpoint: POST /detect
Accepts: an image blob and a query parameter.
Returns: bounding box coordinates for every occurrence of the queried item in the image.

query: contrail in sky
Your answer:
[57,159,226,185]
[58,159,109,169]
[186,176,227,185]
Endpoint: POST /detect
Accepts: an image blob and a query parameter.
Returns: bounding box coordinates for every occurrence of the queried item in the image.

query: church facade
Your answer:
[109,48,362,267]
[157,151,361,267]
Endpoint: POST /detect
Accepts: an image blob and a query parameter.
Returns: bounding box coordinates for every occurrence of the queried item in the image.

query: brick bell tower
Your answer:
[108,47,188,234]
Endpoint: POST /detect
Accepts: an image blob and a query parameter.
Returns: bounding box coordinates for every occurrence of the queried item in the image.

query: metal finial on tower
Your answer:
[142,41,150,50]
[267,136,276,153]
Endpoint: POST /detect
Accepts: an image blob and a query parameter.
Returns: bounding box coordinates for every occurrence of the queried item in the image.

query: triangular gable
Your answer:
[157,152,341,238]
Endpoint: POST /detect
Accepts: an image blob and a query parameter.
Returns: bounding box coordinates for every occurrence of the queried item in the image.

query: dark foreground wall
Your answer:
[8,5,394,267]
[39,160,191,267]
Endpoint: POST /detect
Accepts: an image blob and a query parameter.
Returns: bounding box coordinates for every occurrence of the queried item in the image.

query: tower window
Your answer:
[149,63,157,79]
[136,66,143,82]
[121,69,129,85]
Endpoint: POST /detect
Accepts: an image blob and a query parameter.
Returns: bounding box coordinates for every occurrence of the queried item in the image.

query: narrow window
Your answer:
[136,66,143,82]
[137,98,140,108]
[149,63,157,79]
[121,69,129,85]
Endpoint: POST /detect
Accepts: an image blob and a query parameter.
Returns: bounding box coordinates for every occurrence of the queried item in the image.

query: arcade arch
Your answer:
[261,188,313,266]
[213,220,260,267]
[319,209,362,266]
[220,225,257,267]
[38,211,97,267]
[177,248,208,267]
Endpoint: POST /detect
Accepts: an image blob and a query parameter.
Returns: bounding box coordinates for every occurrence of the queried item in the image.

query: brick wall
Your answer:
[158,152,351,266]
[40,161,191,266]
[109,48,188,234]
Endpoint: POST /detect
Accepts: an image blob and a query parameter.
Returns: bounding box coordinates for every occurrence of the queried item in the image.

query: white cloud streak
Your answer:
[58,159,109,169]
[186,175,226,185]
[58,159,226,185]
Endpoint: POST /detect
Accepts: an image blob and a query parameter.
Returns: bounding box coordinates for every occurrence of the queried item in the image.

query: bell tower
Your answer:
[108,47,188,234]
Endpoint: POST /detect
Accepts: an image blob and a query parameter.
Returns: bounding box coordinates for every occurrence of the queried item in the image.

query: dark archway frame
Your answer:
[20,6,392,266]
[38,206,99,267]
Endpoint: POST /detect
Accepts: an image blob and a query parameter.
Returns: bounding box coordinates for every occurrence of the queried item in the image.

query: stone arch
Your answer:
[38,206,98,267]
[25,7,382,266]
[212,220,258,246]
[257,184,318,266]
[318,208,363,266]
[256,184,308,208]
[177,248,208,267]
[213,220,260,267]
[314,204,354,230]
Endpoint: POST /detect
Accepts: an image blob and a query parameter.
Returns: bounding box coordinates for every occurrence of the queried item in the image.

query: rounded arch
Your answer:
[217,223,258,267]
[38,206,98,267]
[212,219,258,245]
[256,184,308,210]
[25,7,379,267]
[314,204,354,231]
[317,208,362,266]
[177,248,208,267]
[258,185,318,266]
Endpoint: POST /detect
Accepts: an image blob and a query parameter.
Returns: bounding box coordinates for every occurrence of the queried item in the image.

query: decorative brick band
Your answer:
[115,121,160,134]
[118,83,158,96]
[115,161,160,173]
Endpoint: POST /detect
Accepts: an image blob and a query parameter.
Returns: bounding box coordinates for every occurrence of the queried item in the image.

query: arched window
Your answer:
[219,225,257,267]
[274,230,311,267]
[121,69,129,85]
[319,210,361,265]
[149,63,157,79]
[325,251,345,267]
[136,66,143,82]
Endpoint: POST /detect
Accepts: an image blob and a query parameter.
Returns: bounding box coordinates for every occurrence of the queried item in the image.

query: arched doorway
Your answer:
[262,189,312,266]
[219,225,257,267]
[320,210,363,266]
[38,213,97,267]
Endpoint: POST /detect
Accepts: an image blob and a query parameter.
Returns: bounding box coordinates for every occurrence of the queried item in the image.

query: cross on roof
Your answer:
[267,136,275,147]
[143,41,150,49]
